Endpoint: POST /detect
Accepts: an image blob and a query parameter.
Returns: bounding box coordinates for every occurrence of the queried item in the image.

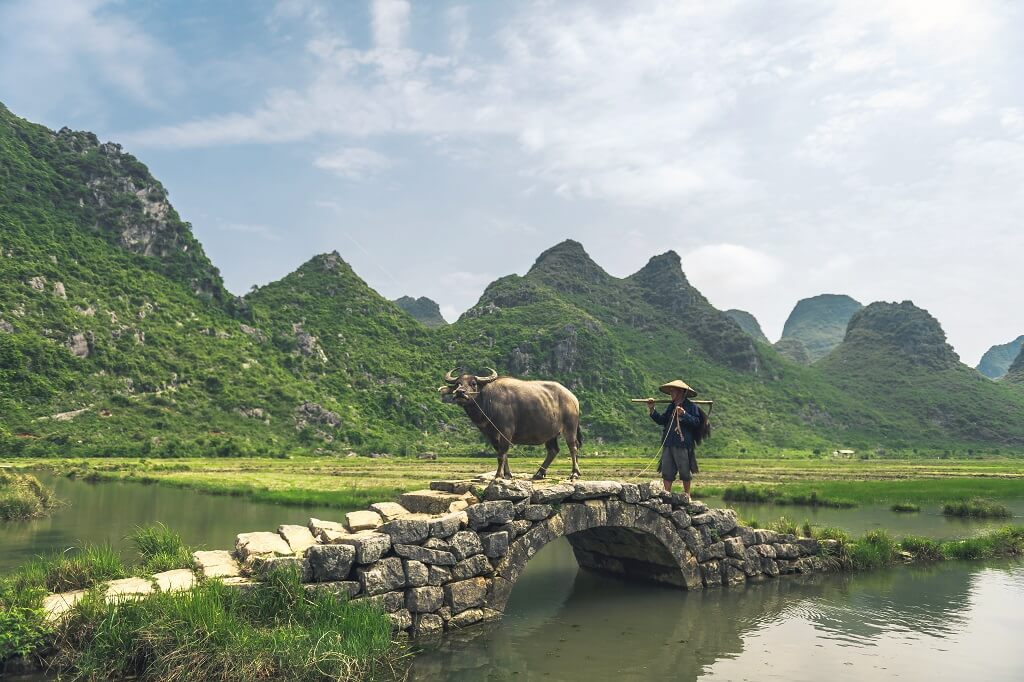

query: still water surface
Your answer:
[410,538,1024,681]
[3,475,1023,681]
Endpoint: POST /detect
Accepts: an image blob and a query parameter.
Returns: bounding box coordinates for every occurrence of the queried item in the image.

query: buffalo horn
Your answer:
[475,367,499,384]
[443,368,460,385]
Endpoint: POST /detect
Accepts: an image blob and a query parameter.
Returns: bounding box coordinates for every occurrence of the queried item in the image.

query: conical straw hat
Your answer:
[659,379,696,397]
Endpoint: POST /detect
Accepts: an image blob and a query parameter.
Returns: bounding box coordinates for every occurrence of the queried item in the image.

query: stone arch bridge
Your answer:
[43,477,832,637]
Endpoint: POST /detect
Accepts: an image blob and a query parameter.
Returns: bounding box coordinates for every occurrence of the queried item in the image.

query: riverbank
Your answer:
[0,525,405,680]
[0,470,56,521]
[7,455,1024,511]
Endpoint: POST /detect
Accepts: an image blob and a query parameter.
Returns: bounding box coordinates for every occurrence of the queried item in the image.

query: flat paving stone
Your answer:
[193,550,241,578]
[153,569,197,593]
[43,589,87,622]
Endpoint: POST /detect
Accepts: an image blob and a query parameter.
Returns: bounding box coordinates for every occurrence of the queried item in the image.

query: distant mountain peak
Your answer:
[841,300,960,368]
[526,239,610,291]
[780,293,863,362]
[725,309,769,344]
[1006,348,1024,385]
[394,295,447,328]
[977,334,1024,379]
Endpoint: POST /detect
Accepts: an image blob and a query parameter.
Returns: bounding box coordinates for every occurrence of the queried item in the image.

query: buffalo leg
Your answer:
[494,442,512,480]
[533,438,560,480]
[566,430,581,481]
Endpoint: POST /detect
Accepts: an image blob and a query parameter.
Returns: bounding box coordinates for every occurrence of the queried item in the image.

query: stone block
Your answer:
[370,501,410,521]
[319,528,353,544]
[686,500,709,515]
[429,511,468,538]
[153,569,196,593]
[796,537,821,556]
[669,492,690,507]
[449,531,485,560]
[670,510,692,529]
[406,585,445,613]
[530,483,574,504]
[724,537,745,559]
[452,554,493,580]
[250,555,313,582]
[572,480,622,500]
[43,589,88,622]
[429,480,476,494]
[404,560,428,587]
[389,609,413,631]
[427,564,453,586]
[193,550,240,578]
[379,518,430,545]
[393,543,456,566]
[278,524,317,554]
[423,537,451,551]
[308,517,346,538]
[679,527,704,554]
[304,581,361,599]
[413,613,445,636]
[400,489,475,515]
[497,519,532,538]
[104,577,154,601]
[307,544,356,581]
[774,543,800,560]
[360,589,405,612]
[358,557,406,595]
[335,532,392,564]
[751,544,777,559]
[483,479,533,501]
[479,531,510,558]
[639,499,672,515]
[345,510,383,532]
[618,482,641,503]
[444,577,488,614]
[760,557,780,577]
[700,561,722,588]
[524,504,553,521]
[449,608,485,628]
[466,500,514,529]
[235,531,292,561]
[690,513,712,526]
[723,564,746,586]
[698,541,726,562]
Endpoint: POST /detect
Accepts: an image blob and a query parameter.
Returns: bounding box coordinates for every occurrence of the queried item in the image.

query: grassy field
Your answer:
[7,454,1024,511]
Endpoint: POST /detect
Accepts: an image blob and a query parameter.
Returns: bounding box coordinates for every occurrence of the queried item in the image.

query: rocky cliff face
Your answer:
[0,104,228,302]
[1005,348,1024,385]
[779,294,862,362]
[394,296,447,328]
[724,309,769,344]
[976,335,1024,379]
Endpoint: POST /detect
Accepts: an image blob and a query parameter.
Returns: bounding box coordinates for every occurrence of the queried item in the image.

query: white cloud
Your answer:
[683,244,784,296]
[0,0,178,108]
[314,147,394,180]
[371,0,410,50]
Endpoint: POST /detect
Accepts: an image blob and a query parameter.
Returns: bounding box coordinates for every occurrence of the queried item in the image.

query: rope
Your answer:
[629,407,678,483]
[467,394,513,445]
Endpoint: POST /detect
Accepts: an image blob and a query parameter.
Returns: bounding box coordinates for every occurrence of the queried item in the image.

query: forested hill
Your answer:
[3,103,1024,457]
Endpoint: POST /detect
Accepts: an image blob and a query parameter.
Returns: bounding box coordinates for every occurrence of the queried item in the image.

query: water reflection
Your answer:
[409,539,1024,681]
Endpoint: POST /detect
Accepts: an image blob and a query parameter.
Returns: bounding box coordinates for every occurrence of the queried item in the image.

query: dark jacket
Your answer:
[650,399,702,449]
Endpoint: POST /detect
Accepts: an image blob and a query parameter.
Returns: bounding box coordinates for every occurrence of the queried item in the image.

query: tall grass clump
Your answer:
[0,471,57,521]
[722,484,855,508]
[17,544,128,593]
[891,502,921,513]
[939,526,1024,560]
[52,566,403,681]
[0,574,49,661]
[766,516,798,536]
[846,530,901,570]
[130,523,192,572]
[900,535,942,561]
[941,498,1011,519]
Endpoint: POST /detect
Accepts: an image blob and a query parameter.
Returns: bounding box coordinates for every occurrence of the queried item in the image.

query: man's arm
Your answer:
[676,402,701,427]
[650,403,670,425]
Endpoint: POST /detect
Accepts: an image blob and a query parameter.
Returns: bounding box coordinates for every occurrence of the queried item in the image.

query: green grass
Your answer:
[890,502,921,512]
[814,525,1024,568]
[0,470,56,521]
[846,530,901,570]
[14,544,128,594]
[900,535,943,561]
[942,498,1012,518]
[130,523,193,573]
[51,566,402,681]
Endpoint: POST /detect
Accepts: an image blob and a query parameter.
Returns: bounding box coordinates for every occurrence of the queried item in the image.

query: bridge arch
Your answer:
[486,498,702,612]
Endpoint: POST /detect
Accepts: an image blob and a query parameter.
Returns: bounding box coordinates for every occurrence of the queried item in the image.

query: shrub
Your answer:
[847,530,900,570]
[130,523,192,573]
[900,535,942,561]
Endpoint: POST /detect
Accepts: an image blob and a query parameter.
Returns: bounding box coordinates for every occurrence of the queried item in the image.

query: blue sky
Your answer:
[2,0,1023,365]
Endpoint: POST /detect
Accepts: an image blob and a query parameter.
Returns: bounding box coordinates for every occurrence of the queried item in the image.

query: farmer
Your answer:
[647,379,702,495]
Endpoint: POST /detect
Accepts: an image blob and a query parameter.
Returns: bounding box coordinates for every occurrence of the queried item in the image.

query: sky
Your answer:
[1,0,1022,366]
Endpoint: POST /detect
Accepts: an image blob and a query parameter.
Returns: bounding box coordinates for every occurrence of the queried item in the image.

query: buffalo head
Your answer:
[438,368,499,405]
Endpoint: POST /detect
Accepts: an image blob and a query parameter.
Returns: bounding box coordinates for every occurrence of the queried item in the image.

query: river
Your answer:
[2,474,1022,680]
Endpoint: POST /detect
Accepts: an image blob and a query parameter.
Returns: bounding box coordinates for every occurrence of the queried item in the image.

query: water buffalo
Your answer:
[439,368,583,481]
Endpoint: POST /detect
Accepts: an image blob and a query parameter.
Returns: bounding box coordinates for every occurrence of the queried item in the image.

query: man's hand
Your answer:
[647,398,655,413]
[675,405,685,416]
